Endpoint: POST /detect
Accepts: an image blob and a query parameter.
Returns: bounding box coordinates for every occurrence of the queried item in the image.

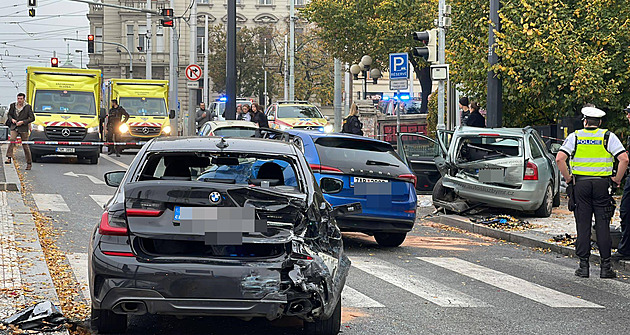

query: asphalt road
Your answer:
[12,150,630,334]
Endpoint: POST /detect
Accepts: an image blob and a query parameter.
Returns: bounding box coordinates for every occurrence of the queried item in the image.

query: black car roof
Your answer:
[146,136,298,155]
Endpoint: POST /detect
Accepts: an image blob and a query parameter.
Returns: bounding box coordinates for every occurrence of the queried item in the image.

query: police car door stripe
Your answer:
[90,195,112,208]
[67,252,90,300]
[342,285,385,308]
[351,257,490,307]
[33,193,70,212]
[418,257,603,308]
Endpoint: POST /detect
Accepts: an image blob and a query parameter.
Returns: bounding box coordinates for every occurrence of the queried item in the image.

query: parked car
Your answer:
[198,120,258,137]
[209,97,254,121]
[286,130,418,247]
[92,136,354,334]
[400,126,561,217]
[266,101,333,133]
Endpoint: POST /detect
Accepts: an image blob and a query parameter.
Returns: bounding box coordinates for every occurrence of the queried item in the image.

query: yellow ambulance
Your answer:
[26,66,102,164]
[101,79,174,152]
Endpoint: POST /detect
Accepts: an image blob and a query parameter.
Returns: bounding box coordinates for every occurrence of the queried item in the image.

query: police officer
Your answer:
[613,104,630,260]
[106,99,129,157]
[556,106,629,278]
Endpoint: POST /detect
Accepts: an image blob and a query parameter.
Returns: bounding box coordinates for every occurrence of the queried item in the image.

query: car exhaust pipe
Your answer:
[113,301,147,315]
[286,299,313,316]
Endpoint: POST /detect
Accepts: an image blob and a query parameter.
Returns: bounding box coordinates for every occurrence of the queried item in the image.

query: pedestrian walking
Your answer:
[613,104,630,261]
[195,102,214,132]
[459,97,470,126]
[251,103,269,128]
[4,93,34,170]
[555,106,629,278]
[106,99,129,157]
[466,102,486,127]
[341,103,364,135]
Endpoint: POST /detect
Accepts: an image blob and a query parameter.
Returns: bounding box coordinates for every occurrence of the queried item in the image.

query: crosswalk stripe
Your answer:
[90,195,112,209]
[351,257,490,307]
[33,193,70,212]
[507,258,630,300]
[342,285,385,308]
[418,257,603,308]
[67,253,90,300]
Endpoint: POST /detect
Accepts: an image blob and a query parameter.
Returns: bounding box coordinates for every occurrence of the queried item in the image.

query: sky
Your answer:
[0,0,90,106]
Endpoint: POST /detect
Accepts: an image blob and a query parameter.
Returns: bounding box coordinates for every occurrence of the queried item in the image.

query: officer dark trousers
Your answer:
[617,174,630,255]
[574,178,613,259]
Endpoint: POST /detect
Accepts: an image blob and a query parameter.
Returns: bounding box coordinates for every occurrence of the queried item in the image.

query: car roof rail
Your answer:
[276,100,310,105]
[254,128,291,142]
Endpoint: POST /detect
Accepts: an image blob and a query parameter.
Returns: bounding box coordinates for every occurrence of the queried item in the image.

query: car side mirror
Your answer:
[550,143,562,154]
[169,110,176,119]
[331,202,362,218]
[104,171,126,187]
[320,177,343,194]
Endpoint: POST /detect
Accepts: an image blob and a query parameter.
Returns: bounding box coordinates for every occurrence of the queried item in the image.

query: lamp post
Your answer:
[75,49,83,68]
[350,55,381,100]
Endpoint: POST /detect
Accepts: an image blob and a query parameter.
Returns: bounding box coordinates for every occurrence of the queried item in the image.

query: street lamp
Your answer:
[75,49,83,68]
[350,55,381,100]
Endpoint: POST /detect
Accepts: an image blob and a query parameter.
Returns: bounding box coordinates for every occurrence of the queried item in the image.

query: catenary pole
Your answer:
[487,0,502,127]
[333,58,342,132]
[203,14,209,105]
[289,0,295,100]
[146,0,151,79]
[225,0,237,120]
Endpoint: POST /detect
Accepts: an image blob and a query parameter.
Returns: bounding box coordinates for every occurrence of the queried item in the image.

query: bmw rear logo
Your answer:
[209,191,221,204]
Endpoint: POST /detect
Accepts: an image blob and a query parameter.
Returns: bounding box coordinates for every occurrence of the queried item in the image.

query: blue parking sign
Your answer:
[389,53,409,80]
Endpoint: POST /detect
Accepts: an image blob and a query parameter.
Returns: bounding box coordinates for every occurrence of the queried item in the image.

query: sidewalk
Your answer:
[0,144,68,334]
[422,195,630,272]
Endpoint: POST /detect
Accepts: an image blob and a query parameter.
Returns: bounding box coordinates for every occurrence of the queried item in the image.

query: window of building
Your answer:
[197,0,209,3]
[294,0,305,5]
[138,25,146,52]
[197,27,205,54]
[126,25,134,50]
[156,26,164,53]
[259,0,272,4]
[95,27,103,53]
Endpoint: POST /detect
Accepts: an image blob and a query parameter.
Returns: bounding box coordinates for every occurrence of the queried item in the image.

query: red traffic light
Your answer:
[51,57,58,67]
[88,34,94,41]
[160,19,174,27]
[161,8,173,16]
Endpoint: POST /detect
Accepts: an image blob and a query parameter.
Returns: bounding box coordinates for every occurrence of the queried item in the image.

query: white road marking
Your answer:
[33,193,70,212]
[418,257,603,308]
[90,195,112,208]
[63,171,106,185]
[351,257,490,307]
[67,253,90,300]
[101,155,129,169]
[342,285,385,308]
[509,258,630,301]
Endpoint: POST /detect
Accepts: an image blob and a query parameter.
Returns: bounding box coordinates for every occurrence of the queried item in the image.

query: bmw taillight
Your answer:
[309,164,342,174]
[524,161,538,180]
[398,173,417,187]
[98,211,128,236]
[126,208,164,217]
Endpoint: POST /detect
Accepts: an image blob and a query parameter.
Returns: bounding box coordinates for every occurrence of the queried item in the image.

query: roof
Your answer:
[455,126,528,137]
[286,129,392,144]
[206,120,258,129]
[147,136,298,155]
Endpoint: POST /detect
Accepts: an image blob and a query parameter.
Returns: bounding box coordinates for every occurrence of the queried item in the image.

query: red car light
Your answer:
[309,164,342,174]
[98,212,128,236]
[126,208,164,217]
[102,251,135,257]
[524,161,538,180]
[398,173,417,187]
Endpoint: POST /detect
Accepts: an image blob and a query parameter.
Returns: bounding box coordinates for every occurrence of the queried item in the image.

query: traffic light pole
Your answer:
[169,0,179,135]
[64,38,133,78]
[437,0,446,130]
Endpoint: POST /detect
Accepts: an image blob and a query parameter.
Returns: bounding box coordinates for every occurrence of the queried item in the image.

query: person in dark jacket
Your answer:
[106,99,130,157]
[341,103,363,135]
[251,103,269,128]
[459,97,471,126]
[466,101,486,127]
[5,93,35,170]
[195,102,215,131]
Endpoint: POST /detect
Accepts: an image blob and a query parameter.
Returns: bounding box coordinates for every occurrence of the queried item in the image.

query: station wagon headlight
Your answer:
[31,124,45,132]
[87,126,99,133]
[162,125,171,134]
[324,124,334,133]
[119,123,129,133]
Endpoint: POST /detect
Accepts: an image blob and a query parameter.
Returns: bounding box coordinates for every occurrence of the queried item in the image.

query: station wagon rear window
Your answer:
[456,136,522,163]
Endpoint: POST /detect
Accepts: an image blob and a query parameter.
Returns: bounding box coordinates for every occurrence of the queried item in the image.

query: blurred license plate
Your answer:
[56,147,75,153]
[351,177,388,187]
[479,168,504,182]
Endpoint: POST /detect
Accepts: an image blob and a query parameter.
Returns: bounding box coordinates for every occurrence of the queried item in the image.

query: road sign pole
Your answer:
[437,0,446,130]
[188,0,197,136]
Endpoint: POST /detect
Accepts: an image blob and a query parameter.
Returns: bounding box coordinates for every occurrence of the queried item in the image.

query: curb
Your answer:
[0,144,20,192]
[425,214,630,273]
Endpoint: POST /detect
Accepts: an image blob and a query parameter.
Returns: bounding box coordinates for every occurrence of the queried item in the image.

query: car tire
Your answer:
[91,308,127,334]
[374,232,407,247]
[303,298,341,335]
[534,184,553,217]
[31,154,40,163]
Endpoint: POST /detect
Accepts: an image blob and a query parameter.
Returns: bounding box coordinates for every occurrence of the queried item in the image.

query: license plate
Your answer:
[55,147,75,153]
[351,176,389,187]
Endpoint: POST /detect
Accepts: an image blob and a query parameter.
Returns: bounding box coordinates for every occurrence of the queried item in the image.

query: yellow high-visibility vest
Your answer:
[571,128,613,176]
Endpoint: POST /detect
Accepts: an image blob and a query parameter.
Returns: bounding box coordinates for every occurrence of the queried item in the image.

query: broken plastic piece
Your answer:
[2,300,68,332]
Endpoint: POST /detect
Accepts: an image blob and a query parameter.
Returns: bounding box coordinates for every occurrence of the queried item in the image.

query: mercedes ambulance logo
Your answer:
[142,127,149,134]
[61,128,71,137]
[209,191,221,204]
[61,115,71,120]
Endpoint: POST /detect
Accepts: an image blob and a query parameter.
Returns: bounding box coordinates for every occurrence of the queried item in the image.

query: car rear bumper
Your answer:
[336,216,415,233]
[443,177,547,211]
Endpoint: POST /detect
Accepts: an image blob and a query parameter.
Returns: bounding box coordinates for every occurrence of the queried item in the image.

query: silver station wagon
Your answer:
[399,126,561,217]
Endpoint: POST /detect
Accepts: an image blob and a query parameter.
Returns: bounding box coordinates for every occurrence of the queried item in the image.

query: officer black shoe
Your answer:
[107,151,114,156]
[610,252,630,261]
[600,258,617,279]
[116,153,121,157]
[575,257,589,278]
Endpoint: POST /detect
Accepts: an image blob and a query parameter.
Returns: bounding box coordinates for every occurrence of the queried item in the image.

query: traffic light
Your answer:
[160,19,174,27]
[28,8,35,17]
[51,57,58,67]
[161,8,173,16]
[412,29,438,64]
[28,0,37,6]
[87,34,94,53]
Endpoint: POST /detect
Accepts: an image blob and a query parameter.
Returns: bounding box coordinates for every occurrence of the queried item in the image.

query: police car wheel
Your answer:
[534,184,553,217]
